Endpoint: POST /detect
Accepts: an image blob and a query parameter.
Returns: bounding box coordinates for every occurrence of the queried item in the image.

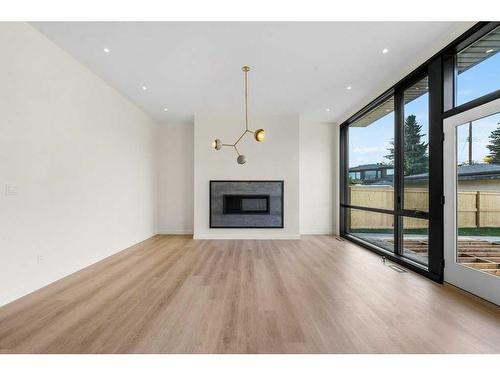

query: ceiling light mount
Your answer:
[212,66,265,165]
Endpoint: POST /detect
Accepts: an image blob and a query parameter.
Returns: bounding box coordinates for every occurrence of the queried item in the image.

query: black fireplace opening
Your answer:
[223,194,270,215]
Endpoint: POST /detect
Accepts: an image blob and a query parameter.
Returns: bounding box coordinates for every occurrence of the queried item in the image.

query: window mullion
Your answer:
[394,90,404,256]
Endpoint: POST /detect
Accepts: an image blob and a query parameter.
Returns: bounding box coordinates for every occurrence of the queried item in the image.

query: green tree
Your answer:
[384,139,395,165]
[486,125,500,163]
[385,115,428,175]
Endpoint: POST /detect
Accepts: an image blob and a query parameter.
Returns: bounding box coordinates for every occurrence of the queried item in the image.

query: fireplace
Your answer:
[223,195,270,215]
[210,181,283,228]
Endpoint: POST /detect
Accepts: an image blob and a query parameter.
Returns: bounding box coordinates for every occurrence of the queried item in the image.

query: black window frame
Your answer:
[340,22,500,283]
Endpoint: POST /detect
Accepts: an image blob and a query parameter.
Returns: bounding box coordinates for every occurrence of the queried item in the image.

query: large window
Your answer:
[341,72,436,274]
[341,22,500,282]
[456,25,500,106]
[343,85,429,267]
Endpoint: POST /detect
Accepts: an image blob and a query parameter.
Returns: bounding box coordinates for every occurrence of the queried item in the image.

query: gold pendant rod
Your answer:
[242,66,250,131]
[233,145,241,156]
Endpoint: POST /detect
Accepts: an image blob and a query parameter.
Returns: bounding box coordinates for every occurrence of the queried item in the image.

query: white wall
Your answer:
[0,23,158,306]
[299,119,339,235]
[193,114,300,239]
[159,117,339,237]
[157,122,194,234]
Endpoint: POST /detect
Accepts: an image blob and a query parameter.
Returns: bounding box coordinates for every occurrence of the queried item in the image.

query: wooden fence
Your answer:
[348,186,500,229]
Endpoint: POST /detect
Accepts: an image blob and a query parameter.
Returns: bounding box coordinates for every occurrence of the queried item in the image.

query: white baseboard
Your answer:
[300,231,334,235]
[157,229,194,235]
[160,231,335,239]
[193,233,301,240]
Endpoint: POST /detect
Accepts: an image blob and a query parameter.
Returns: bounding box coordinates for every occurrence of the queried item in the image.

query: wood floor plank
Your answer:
[0,235,498,353]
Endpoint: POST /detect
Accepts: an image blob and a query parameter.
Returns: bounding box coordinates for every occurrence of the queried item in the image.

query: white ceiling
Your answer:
[31,22,473,124]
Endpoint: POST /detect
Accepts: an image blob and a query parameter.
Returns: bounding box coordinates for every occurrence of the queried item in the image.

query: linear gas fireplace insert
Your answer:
[223,195,270,215]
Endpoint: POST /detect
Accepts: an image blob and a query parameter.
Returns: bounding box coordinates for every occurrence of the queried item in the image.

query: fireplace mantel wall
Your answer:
[193,114,300,239]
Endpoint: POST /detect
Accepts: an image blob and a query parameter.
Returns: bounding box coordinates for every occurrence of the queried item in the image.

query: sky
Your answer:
[457,112,500,164]
[348,51,500,168]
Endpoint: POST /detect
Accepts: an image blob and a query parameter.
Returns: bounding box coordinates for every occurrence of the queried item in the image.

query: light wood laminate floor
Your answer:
[0,235,499,353]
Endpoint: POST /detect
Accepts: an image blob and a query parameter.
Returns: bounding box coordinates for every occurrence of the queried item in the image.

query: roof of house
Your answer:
[406,163,500,181]
[349,163,393,172]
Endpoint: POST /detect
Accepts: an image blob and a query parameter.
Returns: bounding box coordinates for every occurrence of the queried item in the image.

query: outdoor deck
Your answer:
[404,239,500,276]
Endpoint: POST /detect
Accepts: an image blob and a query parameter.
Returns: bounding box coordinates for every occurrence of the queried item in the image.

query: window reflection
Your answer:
[456,26,500,106]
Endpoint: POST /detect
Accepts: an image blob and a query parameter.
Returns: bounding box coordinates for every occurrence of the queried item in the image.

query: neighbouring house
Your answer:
[405,163,500,191]
[348,163,394,184]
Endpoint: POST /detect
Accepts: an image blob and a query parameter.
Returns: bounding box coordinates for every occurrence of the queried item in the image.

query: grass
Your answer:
[457,227,500,236]
[350,227,500,236]
[350,228,424,235]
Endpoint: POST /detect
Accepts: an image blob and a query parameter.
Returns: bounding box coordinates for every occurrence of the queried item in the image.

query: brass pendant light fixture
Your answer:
[212,66,265,164]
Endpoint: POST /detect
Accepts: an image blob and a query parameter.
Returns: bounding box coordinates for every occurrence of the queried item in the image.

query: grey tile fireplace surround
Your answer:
[210,181,284,228]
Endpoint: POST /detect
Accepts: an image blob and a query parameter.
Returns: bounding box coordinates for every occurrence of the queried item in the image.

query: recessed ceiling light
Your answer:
[386,109,390,112]
[141,85,148,91]
[486,49,494,53]
[103,47,110,54]
[347,86,352,90]
[325,108,331,112]
[382,48,389,54]
[163,108,168,112]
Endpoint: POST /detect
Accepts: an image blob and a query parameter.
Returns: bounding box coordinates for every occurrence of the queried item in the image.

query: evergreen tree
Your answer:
[385,115,428,175]
[486,126,500,163]
[404,115,429,175]
[384,139,395,165]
